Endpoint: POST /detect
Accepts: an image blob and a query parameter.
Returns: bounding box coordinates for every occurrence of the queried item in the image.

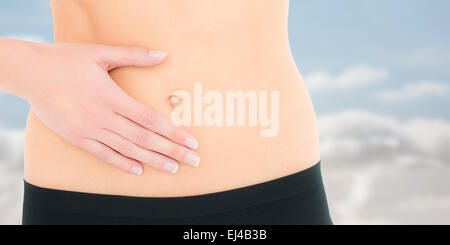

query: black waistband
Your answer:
[23,161,324,219]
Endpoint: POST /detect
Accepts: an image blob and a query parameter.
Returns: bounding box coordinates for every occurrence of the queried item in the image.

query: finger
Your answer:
[107,113,200,167]
[95,128,180,174]
[80,138,143,176]
[112,90,199,150]
[96,45,168,71]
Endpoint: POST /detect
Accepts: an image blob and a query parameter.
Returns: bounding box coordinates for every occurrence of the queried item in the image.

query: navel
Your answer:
[168,94,182,108]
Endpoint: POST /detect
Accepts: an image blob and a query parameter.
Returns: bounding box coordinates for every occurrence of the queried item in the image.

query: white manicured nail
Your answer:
[184,138,198,150]
[184,153,200,167]
[149,50,168,59]
[164,161,179,173]
[131,166,143,176]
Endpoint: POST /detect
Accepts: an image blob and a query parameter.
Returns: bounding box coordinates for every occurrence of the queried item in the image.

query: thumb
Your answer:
[96,45,168,71]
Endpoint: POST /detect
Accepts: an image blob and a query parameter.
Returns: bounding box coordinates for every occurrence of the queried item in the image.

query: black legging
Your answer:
[22,161,333,225]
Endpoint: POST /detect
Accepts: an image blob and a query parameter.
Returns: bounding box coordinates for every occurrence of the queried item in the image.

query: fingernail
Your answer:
[131,166,143,176]
[164,161,179,173]
[149,50,168,59]
[184,153,200,167]
[184,138,198,150]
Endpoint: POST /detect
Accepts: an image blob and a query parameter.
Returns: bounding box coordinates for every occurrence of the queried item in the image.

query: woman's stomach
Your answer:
[24,3,320,197]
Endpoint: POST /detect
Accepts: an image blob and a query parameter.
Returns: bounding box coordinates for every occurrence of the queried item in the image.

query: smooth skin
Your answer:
[23,0,321,198]
[0,37,200,175]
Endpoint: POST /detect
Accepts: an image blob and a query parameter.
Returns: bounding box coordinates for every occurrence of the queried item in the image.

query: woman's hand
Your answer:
[21,42,200,175]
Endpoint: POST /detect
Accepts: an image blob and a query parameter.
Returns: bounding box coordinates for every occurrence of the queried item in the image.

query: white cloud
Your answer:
[0,127,24,225]
[304,64,389,91]
[318,110,450,224]
[4,34,49,44]
[319,110,450,167]
[324,165,450,224]
[377,81,448,102]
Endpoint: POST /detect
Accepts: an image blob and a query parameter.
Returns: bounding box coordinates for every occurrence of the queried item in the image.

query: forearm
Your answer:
[0,37,48,100]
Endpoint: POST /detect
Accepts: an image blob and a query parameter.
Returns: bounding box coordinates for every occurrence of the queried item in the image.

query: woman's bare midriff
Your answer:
[23,0,321,197]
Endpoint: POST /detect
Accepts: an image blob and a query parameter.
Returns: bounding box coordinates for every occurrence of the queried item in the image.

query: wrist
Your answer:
[20,41,53,103]
[0,38,52,102]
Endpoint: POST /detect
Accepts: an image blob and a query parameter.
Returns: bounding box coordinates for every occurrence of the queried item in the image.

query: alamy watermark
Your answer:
[169,83,279,138]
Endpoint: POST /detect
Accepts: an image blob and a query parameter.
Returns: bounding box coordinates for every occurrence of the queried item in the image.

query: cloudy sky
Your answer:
[0,0,449,224]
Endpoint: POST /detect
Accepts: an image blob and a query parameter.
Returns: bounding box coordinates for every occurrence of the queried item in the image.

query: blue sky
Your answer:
[289,0,450,120]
